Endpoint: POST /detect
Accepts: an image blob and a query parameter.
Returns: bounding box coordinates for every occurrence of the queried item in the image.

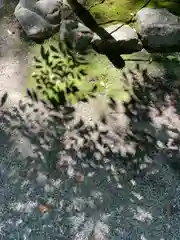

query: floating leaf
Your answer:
[167,55,177,61]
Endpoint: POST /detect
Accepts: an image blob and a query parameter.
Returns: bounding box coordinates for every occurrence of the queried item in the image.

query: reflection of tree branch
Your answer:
[67,0,125,68]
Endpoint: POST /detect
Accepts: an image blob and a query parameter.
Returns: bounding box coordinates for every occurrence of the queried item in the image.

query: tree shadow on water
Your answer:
[1,65,180,239]
[124,62,180,173]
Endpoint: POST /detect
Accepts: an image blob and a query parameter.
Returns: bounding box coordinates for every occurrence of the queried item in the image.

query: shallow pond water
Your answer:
[1,2,180,240]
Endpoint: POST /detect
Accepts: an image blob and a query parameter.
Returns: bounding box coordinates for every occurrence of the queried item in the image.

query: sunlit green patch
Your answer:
[88,0,180,24]
[27,37,132,105]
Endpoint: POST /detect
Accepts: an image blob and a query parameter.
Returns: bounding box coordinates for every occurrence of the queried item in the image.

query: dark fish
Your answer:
[26,89,33,99]
[108,97,117,111]
[0,92,8,107]
[32,90,38,102]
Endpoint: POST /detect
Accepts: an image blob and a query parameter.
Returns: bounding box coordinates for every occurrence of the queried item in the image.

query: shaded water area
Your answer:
[1,1,180,240]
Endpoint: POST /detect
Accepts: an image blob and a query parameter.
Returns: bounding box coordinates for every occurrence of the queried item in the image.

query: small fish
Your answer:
[164,204,175,217]
[108,97,117,111]
[32,90,38,102]
[75,173,85,183]
[0,92,8,107]
[26,89,33,99]
[39,204,52,213]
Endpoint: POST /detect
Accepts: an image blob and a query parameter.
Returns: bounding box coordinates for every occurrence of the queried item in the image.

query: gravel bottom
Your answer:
[1,4,180,240]
[0,95,180,240]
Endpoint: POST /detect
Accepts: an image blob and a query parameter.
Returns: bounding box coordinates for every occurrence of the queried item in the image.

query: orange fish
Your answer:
[39,204,52,213]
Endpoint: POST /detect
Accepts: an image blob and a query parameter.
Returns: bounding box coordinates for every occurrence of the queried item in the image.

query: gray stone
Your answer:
[92,23,142,54]
[15,0,37,12]
[59,20,94,53]
[34,0,62,25]
[15,7,59,39]
[136,8,180,52]
[106,24,142,53]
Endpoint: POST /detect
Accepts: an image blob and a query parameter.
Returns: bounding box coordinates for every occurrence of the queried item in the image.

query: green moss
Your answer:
[89,0,180,24]
[26,35,59,92]
[90,0,136,24]
[26,0,180,102]
[27,40,131,103]
[85,52,131,102]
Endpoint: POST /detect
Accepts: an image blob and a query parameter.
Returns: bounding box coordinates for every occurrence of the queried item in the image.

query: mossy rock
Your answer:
[88,0,180,24]
[26,0,180,105]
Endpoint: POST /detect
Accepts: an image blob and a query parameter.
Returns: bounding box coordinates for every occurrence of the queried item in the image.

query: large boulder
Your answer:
[136,8,180,52]
[59,20,94,53]
[34,0,62,25]
[14,0,78,40]
[92,23,143,54]
[15,7,59,39]
[15,0,37,12]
